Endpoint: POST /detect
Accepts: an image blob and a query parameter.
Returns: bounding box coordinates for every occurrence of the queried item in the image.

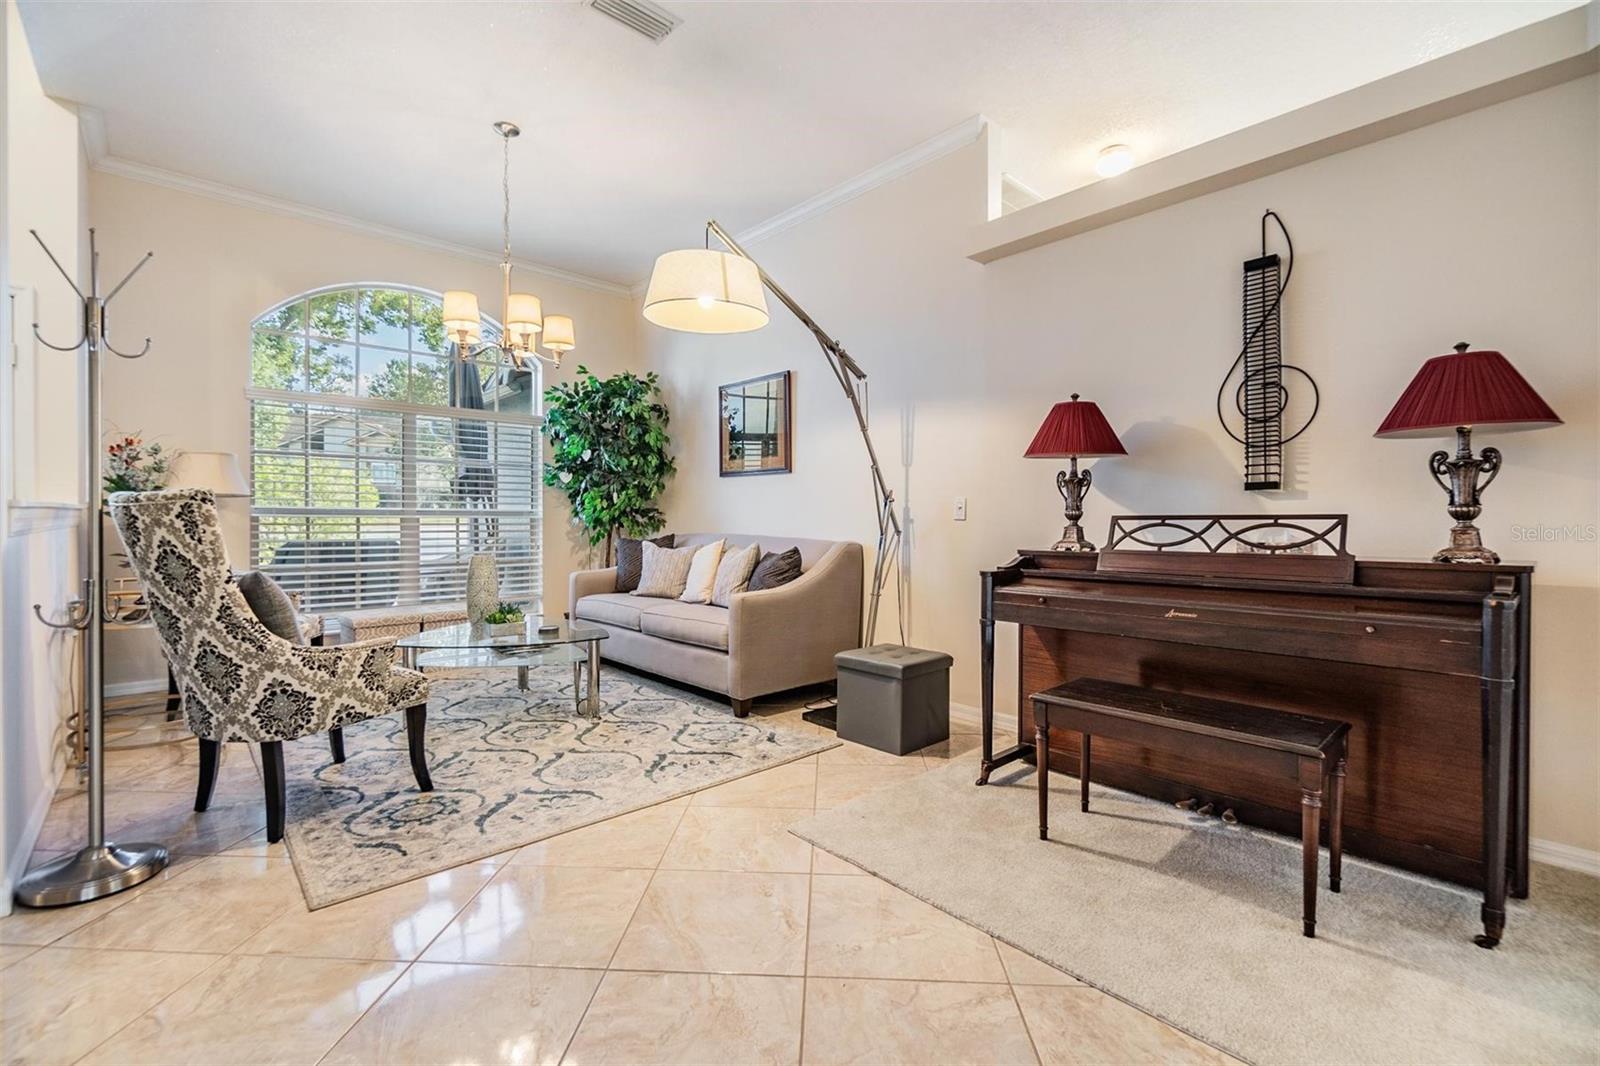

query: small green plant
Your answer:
[484,601,525,625]
[543,366,675,564]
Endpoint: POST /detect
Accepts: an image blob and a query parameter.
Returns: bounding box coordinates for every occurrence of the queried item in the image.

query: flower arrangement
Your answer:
[104,435,171,494]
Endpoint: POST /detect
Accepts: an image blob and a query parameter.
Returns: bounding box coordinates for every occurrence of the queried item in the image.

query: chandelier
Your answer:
[443,121,575,369]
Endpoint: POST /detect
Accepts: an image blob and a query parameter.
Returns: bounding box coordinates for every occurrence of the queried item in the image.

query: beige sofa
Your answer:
[568,533,863,716]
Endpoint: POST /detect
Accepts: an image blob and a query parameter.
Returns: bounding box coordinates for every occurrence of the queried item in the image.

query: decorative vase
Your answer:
[466,553,499,624]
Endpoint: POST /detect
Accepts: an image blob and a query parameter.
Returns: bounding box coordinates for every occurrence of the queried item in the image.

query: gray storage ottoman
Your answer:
[835,644,954,756]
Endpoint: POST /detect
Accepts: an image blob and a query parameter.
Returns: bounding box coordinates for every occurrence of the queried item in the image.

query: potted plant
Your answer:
[542,366,675,565]
[483,601,527,638]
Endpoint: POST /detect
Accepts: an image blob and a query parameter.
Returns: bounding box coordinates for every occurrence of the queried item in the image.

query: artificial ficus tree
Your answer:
[542,366,676,564]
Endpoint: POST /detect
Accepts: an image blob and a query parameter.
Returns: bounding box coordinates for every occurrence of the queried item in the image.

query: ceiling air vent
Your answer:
[588,0,681,43]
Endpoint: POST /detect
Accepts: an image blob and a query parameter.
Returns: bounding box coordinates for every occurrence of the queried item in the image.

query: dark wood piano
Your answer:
[977,515,1530,947]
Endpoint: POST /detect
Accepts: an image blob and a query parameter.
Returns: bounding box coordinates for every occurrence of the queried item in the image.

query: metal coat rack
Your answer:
[15,228,169,908]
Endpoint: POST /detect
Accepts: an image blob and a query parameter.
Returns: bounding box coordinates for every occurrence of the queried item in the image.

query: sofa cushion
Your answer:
[711,543,760,608]
[635,541,698,598]
[748,547,803,591]
[615,534,674,593]
[574,592,646,631]
[638,601,730,651]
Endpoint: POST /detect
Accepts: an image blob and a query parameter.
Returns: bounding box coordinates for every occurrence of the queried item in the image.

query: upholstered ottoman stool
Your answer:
[835,644,954,756]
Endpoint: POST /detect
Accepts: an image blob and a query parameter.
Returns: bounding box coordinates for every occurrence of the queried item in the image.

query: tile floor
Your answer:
[2,697,1236,1065]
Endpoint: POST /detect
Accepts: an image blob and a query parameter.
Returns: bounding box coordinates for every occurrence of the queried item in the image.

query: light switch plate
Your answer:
[953,496,967,521]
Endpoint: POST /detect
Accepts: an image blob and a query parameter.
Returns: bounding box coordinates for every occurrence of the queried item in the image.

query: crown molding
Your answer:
[79,114,630,297]
[733,114,990,248]
[623,113,991,295]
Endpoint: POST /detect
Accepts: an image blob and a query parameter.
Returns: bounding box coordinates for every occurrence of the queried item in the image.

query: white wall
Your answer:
[1,0,86,912]
[5,0,82,503]
[639,77,1600,856]
[88,171,642,690]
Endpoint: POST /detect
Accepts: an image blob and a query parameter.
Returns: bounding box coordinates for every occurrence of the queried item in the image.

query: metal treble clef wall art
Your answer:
[1215,211,1319,490]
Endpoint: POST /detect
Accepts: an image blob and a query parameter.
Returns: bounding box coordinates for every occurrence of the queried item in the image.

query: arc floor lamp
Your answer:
[642,221,903,649]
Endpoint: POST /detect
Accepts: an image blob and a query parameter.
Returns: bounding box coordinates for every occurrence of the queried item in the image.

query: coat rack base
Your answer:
[14,842,169,908]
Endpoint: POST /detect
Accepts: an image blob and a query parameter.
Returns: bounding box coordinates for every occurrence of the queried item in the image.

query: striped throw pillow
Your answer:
[710,543,761,608]
[632,541,698,599]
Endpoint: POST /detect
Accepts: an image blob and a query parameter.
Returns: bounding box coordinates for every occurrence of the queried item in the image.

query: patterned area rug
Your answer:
[274,669,835,908]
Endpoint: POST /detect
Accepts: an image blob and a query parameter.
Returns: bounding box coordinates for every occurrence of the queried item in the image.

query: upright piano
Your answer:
[977,515,1531,947]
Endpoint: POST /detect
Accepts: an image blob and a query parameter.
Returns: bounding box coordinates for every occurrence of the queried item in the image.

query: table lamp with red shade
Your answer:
[1025,394,1127,552]
[1375,342,1561,564]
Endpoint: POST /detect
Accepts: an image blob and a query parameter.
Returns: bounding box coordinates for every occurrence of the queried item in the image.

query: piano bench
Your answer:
[1031,677,1350,939]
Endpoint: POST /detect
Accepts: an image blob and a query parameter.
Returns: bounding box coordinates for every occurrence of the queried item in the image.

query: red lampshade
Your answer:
[1024,394,1127,458]
[1375,343,1561,439]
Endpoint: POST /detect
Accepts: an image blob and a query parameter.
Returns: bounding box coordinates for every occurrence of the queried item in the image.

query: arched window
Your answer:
[247,284,541,614]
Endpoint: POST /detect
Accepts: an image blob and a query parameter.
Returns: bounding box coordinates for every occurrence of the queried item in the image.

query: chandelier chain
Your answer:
[502,132,512,266]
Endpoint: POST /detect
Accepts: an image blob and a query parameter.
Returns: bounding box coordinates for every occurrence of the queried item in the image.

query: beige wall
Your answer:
[639,77,1599,855]
[5,0,84,503]
[1,0,86,908]
[89,171,641,688]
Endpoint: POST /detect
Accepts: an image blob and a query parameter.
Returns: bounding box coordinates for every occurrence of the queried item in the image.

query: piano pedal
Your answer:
[1196,802,1215,817]
[1175,797,1197,810]
[1221,807,1239,825]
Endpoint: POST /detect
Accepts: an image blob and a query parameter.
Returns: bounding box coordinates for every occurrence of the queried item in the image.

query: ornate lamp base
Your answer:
[1434,521,1500,565]
[14,843,169,908]
[1051,522,1096,553]
[1048,458,1098,553]
[1428,427,1503,565]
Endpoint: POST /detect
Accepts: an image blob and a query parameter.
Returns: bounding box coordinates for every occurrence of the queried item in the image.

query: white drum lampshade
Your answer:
[541,314,576,352]
[642,249,769,334]
[506,292,543,342]
[169,451,250,498]
[442,290,482,346]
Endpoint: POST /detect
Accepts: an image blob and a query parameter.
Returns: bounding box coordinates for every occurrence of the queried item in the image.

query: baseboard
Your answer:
[1530,838,1600,877]
[1,773,63,918]
[949,700,982,732]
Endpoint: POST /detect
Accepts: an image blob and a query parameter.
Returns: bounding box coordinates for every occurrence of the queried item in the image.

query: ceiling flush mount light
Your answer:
[445,121,575,369]
[1095,144,1135,178]
[642,248,769,333]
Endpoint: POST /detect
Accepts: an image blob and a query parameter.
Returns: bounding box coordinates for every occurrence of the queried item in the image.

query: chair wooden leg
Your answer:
[731,698,751,718]
[195,738,221,812]
[405,703,433,792]
[261,741,286,843]
[328,727,346,764]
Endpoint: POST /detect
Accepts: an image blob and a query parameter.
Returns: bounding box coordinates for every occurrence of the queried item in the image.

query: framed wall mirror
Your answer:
[719,370,792,477]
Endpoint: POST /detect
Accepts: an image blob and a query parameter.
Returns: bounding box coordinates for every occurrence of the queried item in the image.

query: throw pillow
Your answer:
[746,547,803,592]
[679,539,726,604]
[710,543,761,608]
[236,571,305,644]
[615,533,675,593]
[633,541,698,598]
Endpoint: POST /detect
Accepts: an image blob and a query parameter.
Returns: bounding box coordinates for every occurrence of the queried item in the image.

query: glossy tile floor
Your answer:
[2,697,1236,1065]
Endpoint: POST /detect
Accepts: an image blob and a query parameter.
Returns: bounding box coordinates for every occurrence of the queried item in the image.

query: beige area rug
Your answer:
[270,670,835,909]
[792,757,1600,1065]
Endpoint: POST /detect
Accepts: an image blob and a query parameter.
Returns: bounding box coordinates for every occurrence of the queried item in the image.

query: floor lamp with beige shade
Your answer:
[642,222,905,657]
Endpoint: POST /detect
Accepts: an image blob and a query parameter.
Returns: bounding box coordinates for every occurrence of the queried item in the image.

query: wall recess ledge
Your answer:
[968,7,1599,264]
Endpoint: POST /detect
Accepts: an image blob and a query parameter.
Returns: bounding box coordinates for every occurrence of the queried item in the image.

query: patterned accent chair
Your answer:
[109,489,433,842]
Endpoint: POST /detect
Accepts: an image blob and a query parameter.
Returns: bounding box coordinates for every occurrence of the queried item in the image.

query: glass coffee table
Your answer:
[395,620,610,719]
